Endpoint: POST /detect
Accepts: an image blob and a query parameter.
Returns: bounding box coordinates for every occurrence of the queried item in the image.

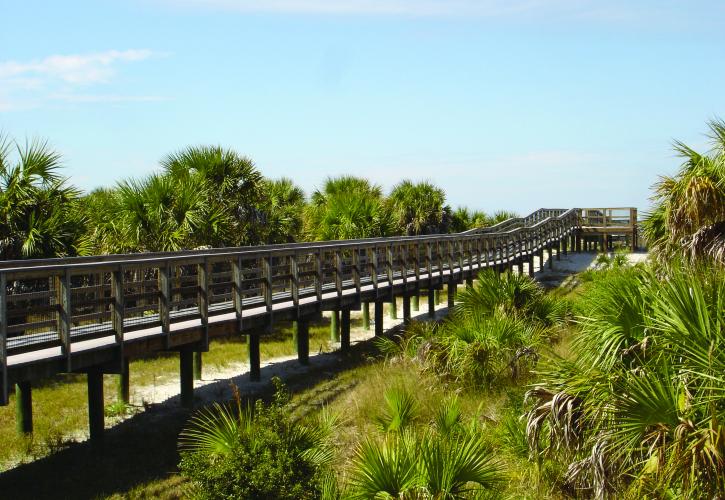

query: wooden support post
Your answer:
[15,381,32,435]
[180,347,194,407]
[428,289,435,318]
[296,318,309,365]
[362,302,370,330]
[517,260,524,275]
[434,289,440,305]
[411,294,419,312]
[117,358,130,404]
[389,297,397,320]
[447,281,455,308]
[330,310,340,342]
[528,254,534,277]
[374,300,384,336]
[548,245,554,270]
[193,351,202,381]
[341,309,351,352]
[248,333,261,382]
[466,277,473,288]
[557,239,561,261]
[403,294,411,325]
[87,369,104,447]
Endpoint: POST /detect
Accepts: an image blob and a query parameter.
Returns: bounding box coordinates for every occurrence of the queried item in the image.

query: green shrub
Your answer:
[178,378,336,500]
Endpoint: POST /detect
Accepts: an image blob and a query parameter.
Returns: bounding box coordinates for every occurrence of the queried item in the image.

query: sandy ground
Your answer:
[110,250,648,430]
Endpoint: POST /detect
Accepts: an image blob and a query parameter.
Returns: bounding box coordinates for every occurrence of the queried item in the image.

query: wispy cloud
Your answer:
[163,0,571,16]
[0,49,164,112]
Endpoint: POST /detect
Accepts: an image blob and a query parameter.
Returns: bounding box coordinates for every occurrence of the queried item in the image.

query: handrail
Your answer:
[0,206,634,405]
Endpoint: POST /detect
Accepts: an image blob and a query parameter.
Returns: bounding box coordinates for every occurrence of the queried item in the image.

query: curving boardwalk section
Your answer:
[0,207,636,442]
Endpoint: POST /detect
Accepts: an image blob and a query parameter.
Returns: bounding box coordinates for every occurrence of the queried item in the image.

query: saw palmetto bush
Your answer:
[525,264,725,499]
[178,378,338,500]
[346,387,505,499]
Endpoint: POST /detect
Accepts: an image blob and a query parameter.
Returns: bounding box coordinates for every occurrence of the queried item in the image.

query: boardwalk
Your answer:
[0,207,636,442]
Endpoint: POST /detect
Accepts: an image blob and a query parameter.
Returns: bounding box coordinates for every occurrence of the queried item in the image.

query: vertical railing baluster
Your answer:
[386,245,394,287]
[111,266,125,367]
[159,264,171,348]
[352,248,361,295]
[291,253,300,310]
[56,270,72,371]
[370,247,379,292]
[315,250,323,303]
[233,256,244,332]
[335,249,343,299]
[263,254,273,319]
[198,258,210,349]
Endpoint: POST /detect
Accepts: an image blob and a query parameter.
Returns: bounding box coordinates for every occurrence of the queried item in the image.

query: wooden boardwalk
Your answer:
[0,207,636,442]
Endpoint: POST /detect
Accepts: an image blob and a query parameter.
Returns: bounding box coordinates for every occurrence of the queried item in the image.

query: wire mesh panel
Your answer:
[69,271,113,341]
[5,275,58,351]
[123,266,160,331]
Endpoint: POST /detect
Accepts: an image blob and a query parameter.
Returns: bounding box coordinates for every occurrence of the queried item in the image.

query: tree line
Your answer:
[0,137,517,260]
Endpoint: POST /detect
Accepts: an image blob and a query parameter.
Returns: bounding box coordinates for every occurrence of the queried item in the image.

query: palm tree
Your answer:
[115,173,228,252]
[644,119,725,265]
[161,145,264,246]
[304,176,393,240]
[0,135,85,259]
[387,180,449,235]
[259,178,305,244]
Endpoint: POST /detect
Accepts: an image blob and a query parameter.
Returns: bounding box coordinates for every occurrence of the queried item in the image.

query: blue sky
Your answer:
[2,1,724,214]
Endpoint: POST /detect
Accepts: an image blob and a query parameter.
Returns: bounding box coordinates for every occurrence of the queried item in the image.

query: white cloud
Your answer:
[0,49,155,85]
[0,49,164,112]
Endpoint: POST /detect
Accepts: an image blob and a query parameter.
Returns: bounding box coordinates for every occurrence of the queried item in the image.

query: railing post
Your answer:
[56,270,72,371]
[352,249,361,295]
[158,265,171,348]
[291,254,300,311]
[0,272,7,406]
[315,250,323,304]
[341,308,351,351]
[334,250,343,301]
[263,254,273,330]
[233,256,244,333]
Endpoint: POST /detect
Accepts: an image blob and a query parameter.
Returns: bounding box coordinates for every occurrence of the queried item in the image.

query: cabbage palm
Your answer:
[0,135,85,259]
[259,177,305,243]
[388,180,449,235]
[645,119,725,265]
[161,145,264,246]
[304,176,393,240]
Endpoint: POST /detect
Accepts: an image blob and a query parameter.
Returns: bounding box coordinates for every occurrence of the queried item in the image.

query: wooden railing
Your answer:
[0,208,585,405]
[580,207,637,229]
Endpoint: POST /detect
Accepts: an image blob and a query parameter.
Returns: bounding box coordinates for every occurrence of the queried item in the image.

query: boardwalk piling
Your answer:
[427,289,435,318]
[248,333,261,382]
[447,282,455,308]
[117,358,130,404]
[389,298,397,320]
[180,348,194,407]
[411,295,419,312]
[341,309,351,352]
[403,294,411,325]
[297,319,309,365]
[330,310,340,342]
[374,301,384,336]
[15,381,32,435]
